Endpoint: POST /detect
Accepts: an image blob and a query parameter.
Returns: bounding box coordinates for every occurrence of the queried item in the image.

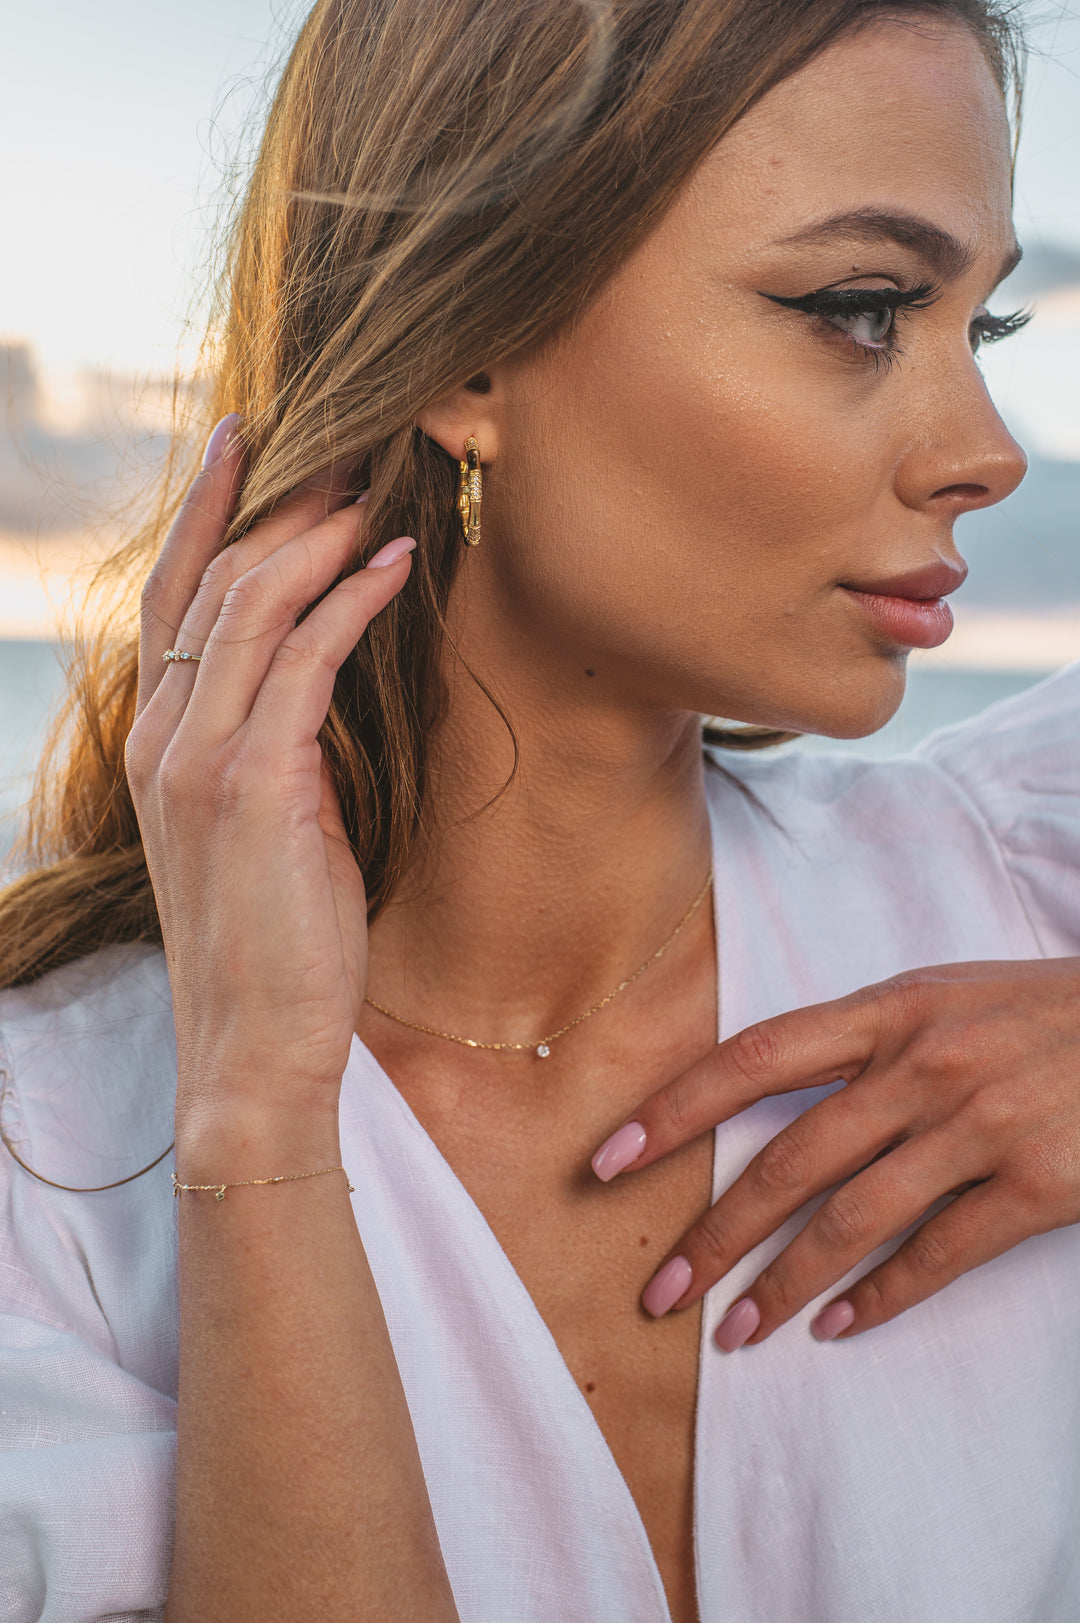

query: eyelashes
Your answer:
[971,308,1033,346]
[761,282,1032,372]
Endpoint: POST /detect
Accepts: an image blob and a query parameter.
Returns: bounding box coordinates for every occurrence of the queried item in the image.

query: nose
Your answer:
[894,362,1028,519]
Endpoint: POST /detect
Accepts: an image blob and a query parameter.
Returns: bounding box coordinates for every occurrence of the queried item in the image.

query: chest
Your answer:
[397,1082,714,1623]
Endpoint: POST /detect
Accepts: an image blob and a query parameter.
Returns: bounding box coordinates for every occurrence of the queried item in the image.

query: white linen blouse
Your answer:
[2,662,1079,1623]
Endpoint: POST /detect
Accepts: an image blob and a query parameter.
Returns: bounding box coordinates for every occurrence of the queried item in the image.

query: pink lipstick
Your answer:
[839,560,967,650]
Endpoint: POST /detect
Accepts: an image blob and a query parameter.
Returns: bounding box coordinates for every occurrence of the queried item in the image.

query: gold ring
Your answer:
[162,648,201,664]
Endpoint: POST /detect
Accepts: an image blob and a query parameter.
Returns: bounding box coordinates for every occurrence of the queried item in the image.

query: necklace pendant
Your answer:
[536,1043,551,1059]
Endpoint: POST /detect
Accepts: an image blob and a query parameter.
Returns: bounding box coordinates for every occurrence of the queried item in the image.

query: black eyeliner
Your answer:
[760,281,941,317]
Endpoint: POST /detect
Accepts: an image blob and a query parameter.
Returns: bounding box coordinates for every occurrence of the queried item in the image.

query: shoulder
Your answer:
[703,729,958,839]
[0,948,179,1591]
[0,944,178,1380]
[0,943,177,1192]
[708,661,1080,820]
[912,663,1080,953]
[706,663,1080,955]
[911,660,1080,797]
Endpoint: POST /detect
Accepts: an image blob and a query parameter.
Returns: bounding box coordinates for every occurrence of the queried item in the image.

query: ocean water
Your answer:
[0,638,1060,860]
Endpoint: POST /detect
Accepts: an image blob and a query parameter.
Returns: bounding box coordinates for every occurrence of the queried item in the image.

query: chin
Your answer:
[716,650,909,741]
[806,651,910,739]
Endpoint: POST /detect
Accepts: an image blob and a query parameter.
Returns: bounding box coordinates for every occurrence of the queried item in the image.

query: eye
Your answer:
[970,307,1032,354]
[760,283,940,363]
[826,303,894,346]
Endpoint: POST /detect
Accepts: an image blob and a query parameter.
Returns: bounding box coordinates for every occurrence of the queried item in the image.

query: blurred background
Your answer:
[2,0,1079,855]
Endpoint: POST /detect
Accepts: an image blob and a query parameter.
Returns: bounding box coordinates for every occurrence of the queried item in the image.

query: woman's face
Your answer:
[473,15,1027,739]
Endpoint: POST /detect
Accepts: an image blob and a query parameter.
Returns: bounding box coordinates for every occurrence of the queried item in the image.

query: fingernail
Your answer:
[201,413,240,470]
[591,1121,647,1182]
[367,536,416,569]
[714,1297,761,1352]
[353,491,369,505]
[642,1255,692,1318]
[810,1299,855,1342]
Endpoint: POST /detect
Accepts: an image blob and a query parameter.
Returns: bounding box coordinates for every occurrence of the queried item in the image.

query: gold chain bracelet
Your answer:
[171,1166,355,1202]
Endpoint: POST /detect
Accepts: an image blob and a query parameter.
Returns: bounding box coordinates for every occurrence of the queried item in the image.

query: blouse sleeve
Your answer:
[914,660,1080,956]
[0,947,178,1622]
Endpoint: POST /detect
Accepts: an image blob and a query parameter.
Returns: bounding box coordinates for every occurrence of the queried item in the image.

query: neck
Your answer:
[365,617,713,1049]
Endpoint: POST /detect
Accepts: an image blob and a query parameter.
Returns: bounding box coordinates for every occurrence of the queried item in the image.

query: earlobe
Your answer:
[415,381,499,466]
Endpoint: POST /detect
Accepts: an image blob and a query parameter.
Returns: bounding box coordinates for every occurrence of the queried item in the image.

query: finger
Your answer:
[807,1175,1035,1343]
[246,539,416,746]
[174,529,414,749]
[140,432,363,714]
[160,511,400,746]
[591,990,893,1183]
[137,415,245,715]
[203,457,363,578]
[638,1082,907,1319]
[707,1131,986,1347]
[156,489,369,692]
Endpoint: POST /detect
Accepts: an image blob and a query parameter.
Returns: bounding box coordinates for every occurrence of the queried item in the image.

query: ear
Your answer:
[415,373,499,464]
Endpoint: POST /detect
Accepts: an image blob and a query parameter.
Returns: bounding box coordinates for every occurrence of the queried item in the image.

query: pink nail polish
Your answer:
[201,413,240,469]
[591,1121,647,1182]
[367,536,416,569]
[642,1255,692,1318]
[714,1297,761,1352]
[810,1300,855,1342]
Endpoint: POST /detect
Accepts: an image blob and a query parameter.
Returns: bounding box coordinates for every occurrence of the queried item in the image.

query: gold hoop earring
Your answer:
[458,436,482,547]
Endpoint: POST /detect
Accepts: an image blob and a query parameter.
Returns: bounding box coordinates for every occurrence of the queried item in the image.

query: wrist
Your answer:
[175,1096,344,1185]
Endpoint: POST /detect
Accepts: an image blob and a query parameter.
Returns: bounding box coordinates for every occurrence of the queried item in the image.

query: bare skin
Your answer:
[363,18,1029,1618]
[131,17,1080,1623]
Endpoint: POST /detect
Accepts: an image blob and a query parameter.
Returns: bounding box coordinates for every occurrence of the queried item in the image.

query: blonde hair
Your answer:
[0,0,1022,988]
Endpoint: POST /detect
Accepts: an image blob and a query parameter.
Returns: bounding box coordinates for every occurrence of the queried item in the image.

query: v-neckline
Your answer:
[342,784,728,1623]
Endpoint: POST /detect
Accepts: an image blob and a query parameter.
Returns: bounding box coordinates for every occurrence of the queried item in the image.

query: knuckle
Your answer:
[814,1187,872,1251]
[124,727,153,794]
[657,1075,697,1136]
[755,1260,798,1314]
[906,1025,979,1091]
[691,1205,733,1267]
[274,632,342,683]
[753,1124,812,1195]
[158,737,249,813]
[880,971,934,1028]
[729,1020,784,1083]
[204,740,258,805]
[198,548,244,598]
[854,1268,891,1319]
[155,739,190,797]
[140,565,169,622]
[1009,1146,1066,1212]
[903,1225,951,1278]
[962,1086,1021,1141]
[219,567,278,620]
[270,635,324,674]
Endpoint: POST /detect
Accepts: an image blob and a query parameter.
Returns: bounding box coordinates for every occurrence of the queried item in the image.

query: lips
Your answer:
[836,559,967,650]
[839,559,968,601]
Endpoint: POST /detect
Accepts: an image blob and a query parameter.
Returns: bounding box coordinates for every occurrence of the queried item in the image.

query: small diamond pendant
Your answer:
[536,1043,551,1058]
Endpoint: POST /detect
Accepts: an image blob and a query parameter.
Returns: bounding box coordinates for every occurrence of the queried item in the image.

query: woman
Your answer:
[2,0,1079,1618]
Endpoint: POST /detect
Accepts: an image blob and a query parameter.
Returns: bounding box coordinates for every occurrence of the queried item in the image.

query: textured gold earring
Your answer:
[458,436,482,547]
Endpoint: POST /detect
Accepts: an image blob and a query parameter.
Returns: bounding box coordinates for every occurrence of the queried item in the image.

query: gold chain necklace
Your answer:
[364,868,713,1059]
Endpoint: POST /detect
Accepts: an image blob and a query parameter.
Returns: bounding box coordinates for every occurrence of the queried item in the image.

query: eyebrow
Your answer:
[776,208,1022,287]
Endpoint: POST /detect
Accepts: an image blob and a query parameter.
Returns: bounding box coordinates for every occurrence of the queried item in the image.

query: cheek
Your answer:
[554,300,877,612]
[489,299,908,737]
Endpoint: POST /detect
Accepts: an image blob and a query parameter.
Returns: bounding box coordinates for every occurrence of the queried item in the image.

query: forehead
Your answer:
[689,16,1015,269]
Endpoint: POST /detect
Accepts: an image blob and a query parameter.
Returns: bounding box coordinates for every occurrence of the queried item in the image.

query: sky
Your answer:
[2,0,1079,459]
[2,0,302,382]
